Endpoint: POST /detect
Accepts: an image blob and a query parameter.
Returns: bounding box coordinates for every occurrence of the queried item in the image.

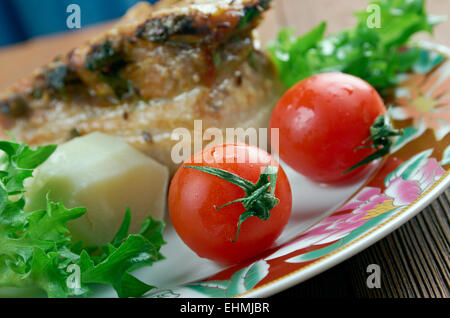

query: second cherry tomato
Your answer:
[270,72,388,183]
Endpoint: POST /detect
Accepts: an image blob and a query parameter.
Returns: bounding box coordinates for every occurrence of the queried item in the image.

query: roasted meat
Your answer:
[0,0,281,174]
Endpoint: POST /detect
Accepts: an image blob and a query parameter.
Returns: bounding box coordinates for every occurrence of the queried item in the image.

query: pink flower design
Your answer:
[412,158,446,190]
[266,157,446,261]
[384,178,420,206]
[298,188,391,246]
[394,60,450,136]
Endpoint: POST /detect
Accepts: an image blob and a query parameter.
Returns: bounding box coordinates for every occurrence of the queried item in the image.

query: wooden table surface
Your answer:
[0,0,448,298]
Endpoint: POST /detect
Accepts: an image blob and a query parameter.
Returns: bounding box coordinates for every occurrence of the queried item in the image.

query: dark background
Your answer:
[0,0,157,47]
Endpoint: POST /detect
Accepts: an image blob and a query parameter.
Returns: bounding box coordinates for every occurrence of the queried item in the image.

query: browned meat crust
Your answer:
[0,0,281,174]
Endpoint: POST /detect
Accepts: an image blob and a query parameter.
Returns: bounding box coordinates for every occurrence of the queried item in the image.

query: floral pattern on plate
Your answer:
[149,46,450,298]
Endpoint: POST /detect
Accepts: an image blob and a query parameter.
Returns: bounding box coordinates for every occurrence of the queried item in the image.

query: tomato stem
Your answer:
[184,165,280,242]
[344,109,403,174]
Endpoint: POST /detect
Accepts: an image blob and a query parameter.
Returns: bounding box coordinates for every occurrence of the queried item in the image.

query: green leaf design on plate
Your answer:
[227,260,270,296]
[391,125,425,153]
[384,149,433,186]
[286,208,400,263]
[244,260,271,291]
[441,145,450,166]
[185,260,270,297]
[187,280,228,298]
[412,49,445,74]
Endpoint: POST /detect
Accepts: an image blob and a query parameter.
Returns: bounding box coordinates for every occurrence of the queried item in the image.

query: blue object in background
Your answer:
[0,0,158,47]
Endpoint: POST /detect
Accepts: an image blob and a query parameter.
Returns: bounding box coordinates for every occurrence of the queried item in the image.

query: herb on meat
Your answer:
[85,41,136,100]
[238,0,271,30]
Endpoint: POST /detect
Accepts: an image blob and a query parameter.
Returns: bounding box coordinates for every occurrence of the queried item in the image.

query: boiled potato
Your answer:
[25,132,169,246]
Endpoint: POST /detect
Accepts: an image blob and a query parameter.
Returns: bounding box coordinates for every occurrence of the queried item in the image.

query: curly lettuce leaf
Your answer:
[0,140,165,298]
[268,0,445,92]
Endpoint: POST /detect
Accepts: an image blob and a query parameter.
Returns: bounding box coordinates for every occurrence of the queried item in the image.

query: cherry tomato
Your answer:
[269,72,387,183]
[168,143,292,264]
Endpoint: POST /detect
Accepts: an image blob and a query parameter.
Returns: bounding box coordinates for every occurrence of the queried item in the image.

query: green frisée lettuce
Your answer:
[0,140,165,298]
[268,0,445,92]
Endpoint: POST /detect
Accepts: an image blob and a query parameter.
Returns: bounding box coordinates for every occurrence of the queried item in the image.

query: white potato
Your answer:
[25,132,169,246]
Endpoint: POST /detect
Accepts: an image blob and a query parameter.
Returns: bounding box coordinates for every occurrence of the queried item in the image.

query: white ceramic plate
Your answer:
[91,41,450,298]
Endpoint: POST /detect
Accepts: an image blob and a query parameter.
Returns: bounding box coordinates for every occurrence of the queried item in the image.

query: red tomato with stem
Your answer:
[270,72,400,183]
[168,143,292,264]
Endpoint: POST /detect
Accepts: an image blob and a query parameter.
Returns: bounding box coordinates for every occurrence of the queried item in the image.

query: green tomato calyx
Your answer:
[345,109,403,174]
[184,165,280,242]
